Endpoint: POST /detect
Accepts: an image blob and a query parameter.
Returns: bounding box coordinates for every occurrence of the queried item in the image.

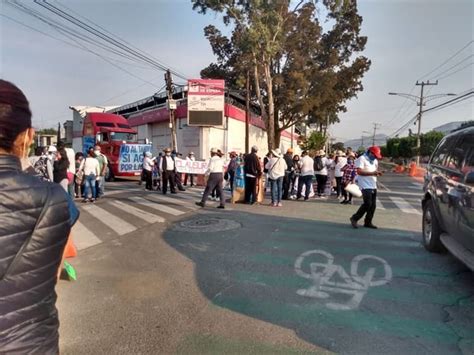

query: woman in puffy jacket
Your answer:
[0,80,77,354]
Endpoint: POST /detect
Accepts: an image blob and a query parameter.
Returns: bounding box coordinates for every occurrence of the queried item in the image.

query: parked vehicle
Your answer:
[422,126,474,270]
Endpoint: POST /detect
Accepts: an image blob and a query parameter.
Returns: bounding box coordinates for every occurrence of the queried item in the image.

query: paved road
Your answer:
[58,173,474,354]
[70,175,425,252]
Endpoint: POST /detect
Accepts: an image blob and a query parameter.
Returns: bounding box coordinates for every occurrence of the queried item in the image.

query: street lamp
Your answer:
[388,87,456,165]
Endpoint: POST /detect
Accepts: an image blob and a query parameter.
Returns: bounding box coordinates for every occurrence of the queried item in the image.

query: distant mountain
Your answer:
[344,134,388,149]
[431,121,464,134]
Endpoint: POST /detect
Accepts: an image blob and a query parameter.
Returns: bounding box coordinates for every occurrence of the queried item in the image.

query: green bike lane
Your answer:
[164,206,474,354]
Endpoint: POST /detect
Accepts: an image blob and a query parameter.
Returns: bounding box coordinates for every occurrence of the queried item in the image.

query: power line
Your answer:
[34,0,189,80]
[52,0,189,80]
[5,0,155,67]
[437,62,473,81]
[6,0,188,79]
[1,12,158,74]
[430,54,473,79]
[418,40,473,80]
[422,90,474,114]
[383,40,473,129]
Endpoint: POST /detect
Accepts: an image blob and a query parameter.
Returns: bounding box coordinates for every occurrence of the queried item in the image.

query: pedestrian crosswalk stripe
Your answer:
[129,196,185,216]
[376,198,386,210]
[389,197,422,215]
[72,221,102,250]
[82,204,137,235]
[145,194,198,210]
[109,199,165,223]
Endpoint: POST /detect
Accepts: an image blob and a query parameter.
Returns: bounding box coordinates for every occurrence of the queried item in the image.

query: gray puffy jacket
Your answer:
[0,154,72,354]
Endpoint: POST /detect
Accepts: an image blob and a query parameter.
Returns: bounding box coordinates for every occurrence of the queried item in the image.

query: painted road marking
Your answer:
[82,204,136,235]
[377,181,391,192]
[378,190,422,197]
[294,249,392,311]
[129,196,185,216]
[146,194,198,209]
[72,221,102,250]
[376,198,386,210]
[110,200,165,223]
[105,188,143,196]
[389,197,422,215]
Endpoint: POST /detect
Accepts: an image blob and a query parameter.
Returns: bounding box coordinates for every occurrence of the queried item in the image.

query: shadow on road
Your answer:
[164,211,474,355]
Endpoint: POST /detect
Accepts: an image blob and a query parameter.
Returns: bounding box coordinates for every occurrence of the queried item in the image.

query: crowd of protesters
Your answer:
[190,144,383,229]
[30,142,109,203]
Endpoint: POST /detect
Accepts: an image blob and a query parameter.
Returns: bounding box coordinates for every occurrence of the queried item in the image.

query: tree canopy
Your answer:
[192,0,371,151]
[384,131,444,159]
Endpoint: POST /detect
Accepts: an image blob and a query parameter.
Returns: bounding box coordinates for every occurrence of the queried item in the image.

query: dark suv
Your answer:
[422,126,474,270]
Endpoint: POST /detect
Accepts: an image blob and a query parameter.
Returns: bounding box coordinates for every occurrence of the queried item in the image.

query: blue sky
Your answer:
[1,0,472,142]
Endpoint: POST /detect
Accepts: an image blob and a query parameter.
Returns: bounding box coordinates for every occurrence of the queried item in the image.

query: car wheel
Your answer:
[422,199,445,253]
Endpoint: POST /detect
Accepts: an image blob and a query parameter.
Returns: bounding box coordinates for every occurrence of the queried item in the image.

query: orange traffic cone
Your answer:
[64,235,77,258]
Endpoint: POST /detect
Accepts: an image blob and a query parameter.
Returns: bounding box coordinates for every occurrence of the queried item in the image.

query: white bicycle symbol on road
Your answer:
[294,249,393,311]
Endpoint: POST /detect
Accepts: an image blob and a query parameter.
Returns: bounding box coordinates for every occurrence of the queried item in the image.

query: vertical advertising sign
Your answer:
[187,79,225,126]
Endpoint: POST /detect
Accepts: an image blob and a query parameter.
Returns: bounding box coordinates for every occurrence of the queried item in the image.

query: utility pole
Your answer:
[372,122,381,146]
[164,69,178,152]
[57,122,61,144]
[389,82,454,165]
[245,70,250,154]
[415,80,437,165]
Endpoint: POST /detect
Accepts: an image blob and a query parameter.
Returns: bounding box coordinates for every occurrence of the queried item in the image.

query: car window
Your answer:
[430,137,455,167]
[444,133,473,176]
[459,134,474,176]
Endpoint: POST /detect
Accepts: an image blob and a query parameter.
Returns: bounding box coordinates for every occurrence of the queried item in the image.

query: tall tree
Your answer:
[192,0,370,150]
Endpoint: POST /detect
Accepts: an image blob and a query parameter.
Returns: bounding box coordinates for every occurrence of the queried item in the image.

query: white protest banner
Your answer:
[175,158,208,175]
[118,144,152,173]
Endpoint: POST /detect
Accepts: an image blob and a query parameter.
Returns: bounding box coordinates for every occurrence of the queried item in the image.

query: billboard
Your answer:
[187,79,225,126]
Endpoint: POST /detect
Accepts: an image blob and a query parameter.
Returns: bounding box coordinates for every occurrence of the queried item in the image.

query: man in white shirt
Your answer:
[297,150,314,201]
[142,151,155,191]
[196,147,225,209]
[184,152,196,187]
[160,147,177,194]
[314,150,329,197]
[350,146,383,229]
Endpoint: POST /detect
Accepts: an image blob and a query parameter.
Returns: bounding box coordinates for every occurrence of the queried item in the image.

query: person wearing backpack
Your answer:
[314,150,329,198]
[297,150,314,201]
[265,148,287,207]
[31,146,54,182]
[282,148,294,200]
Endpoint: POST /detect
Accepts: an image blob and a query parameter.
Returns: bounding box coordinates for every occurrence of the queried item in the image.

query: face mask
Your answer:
[166,153,171,156]
[94,151,100,157]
